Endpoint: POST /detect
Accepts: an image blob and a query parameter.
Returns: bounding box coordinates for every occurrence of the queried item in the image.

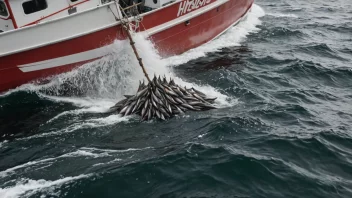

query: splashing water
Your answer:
[166,4,265,65]
[1,4,265,116]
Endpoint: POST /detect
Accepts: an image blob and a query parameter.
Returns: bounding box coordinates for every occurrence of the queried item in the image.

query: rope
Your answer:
[121,22,151,82]
[110,1,151,82]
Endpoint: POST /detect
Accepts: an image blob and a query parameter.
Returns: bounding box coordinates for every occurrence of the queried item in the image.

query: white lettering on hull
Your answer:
[177,0,212,17]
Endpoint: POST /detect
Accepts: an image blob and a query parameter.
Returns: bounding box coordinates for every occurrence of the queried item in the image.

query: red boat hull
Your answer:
[0,0,253,93]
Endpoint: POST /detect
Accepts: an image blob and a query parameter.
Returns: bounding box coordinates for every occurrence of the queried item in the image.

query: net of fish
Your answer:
[109,17,217,120]
[109,76,217,120]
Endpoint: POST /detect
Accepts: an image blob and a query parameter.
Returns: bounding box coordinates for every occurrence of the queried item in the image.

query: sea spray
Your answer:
[0,5,265,123]
[165,4,265,66]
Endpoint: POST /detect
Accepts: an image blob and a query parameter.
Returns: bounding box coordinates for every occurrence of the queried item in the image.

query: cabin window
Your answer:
[22,0,48,15]
[0,1,9,17]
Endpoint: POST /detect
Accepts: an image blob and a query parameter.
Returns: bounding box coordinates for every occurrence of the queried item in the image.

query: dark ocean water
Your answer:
[1,0,352,197]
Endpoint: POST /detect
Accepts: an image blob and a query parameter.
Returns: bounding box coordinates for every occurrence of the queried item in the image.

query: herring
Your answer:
[109,76,217,121]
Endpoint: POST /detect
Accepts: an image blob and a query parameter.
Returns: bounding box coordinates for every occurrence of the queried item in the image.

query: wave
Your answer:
[81,146,152,153]
[0,146,152,180]
[185,141,351,187]
[0,174,91,198]
[265,27,305,38]
[296,43,348,60]
[0,140,8,148]
[276,59,352,88]
[165,4,265,66]
[19,114,130,140]
[0,149,113,178]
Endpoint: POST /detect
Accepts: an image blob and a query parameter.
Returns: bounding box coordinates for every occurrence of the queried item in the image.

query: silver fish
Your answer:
[179,106,187,111]
[174,97,184,104]
[165,94,177,104]
[151,97,158,108]
[167,103,173,114]
[119,105,129,115]
[181,103,195,110]
[155,110,161,119]
[109,75,218,120]
[192,88,206,97]
[159,107,169,117]
[156,83,165,91]
[160,113,166,120]
[178,86,187,94]
[124,95,134,98]
[181,103,196,110]
[152,92,163,105]
[132,98,141,113]
[141,105,148,118]
[125,101,136,116]
[127,95,137,102]
[173,87,184,97]
[136,87,148,98]
[154,87,163,99]
[164,88,178,97]
[144,99,150,108]
[142,113,148,121]
[192,93,206,103]
[183,96,198,101]
[176,106,184,114]
[147,107,152,120]
[179,96,187,104]
[188,101,205,106]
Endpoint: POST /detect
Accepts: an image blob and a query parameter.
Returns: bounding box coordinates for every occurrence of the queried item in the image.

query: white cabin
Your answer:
[0,0,175,33]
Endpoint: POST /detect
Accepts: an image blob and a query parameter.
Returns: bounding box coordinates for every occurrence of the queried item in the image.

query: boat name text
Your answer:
[177,0,212,17]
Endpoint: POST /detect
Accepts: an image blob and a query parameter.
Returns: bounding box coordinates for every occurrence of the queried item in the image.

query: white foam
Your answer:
[26,115,129,140]
[85,114,131,125]
[0,158,55,178]
[0,174,90,198]
[81,146,152,153]
[40,95,113,108]
[0,149,114,178]
[165,4,265,65]
[45,100,115,123]
[61,150,110,158]
[93,158,122,167]
[267,12,298,18]
[172,76,238,107]
[0,140,8,148]
[1,4,265,119]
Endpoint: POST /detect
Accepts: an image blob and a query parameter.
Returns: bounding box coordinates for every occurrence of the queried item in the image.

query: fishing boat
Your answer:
[0,0,254,93]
